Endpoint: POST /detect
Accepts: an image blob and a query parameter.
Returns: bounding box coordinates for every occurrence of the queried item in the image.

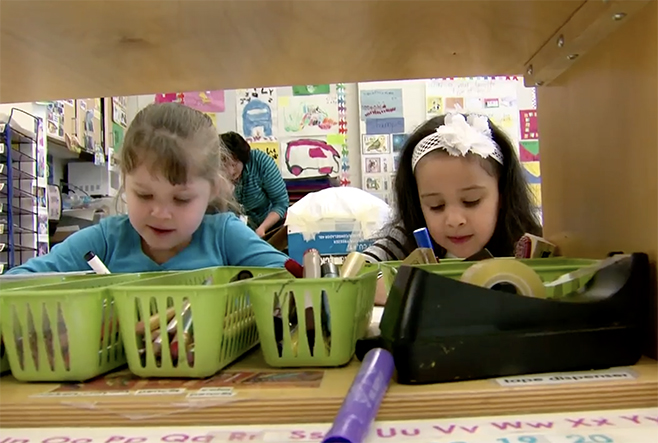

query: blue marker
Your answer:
[413,227,434,251]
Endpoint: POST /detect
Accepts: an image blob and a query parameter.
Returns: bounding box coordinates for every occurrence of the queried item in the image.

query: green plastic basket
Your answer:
[381,257,600,297]
[248,264,379,368]
[110,266,286,378]
[0,272,169,382]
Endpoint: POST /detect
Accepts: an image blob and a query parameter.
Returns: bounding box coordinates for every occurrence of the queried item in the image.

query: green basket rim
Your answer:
[246,268,379,285]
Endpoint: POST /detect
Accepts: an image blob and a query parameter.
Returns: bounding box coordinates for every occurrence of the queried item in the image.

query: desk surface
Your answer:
[1,349,656,428]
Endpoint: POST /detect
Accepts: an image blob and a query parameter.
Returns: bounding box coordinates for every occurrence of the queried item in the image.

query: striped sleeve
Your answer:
[362,223,412,262]
[255,151,289,218]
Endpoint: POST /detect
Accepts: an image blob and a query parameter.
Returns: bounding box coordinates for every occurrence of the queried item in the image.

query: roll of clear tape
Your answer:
[460,258,547,298]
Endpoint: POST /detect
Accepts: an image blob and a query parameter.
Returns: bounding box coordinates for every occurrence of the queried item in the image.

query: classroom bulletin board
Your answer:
[234,84,350,185]
[358,77,541,215]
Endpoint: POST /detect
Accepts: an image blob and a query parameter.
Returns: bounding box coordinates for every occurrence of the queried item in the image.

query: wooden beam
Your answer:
[0,1,584,103]
[524,0,652,87]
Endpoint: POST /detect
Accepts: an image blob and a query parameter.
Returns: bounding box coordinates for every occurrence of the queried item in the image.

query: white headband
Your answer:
[411,113,504,172]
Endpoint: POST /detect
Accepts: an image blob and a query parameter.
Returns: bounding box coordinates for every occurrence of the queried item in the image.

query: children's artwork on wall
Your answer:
[236,88,277,141]
[426,96,443,116]
[484,98,500,109]
[365,157,382,173]
[444,97,465,111]
[292,85,330,96]
[279,95,339,136]
[183,90,225,113]
[519,140,540,162]
[393,153,401,172]
[250,141,280,162]
[522,161,541,185]
[362,134,389,154]
[365,117,405,135]
[155,93,184,104]
[280,137,341,179]
[520,109,539,139]
[391,133,408,153]
[381,157,390,173]
[359,89,404,120]
[365,176,383,192]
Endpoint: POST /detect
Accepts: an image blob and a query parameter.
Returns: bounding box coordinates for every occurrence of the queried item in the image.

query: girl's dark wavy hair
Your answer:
[387,114,542,258]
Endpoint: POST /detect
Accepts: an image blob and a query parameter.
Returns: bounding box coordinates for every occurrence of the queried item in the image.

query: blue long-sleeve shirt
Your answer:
[235,150,289,228]
[5,212,289,274]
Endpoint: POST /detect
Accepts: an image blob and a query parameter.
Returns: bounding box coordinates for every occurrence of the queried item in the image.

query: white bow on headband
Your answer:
[411,113,504,172]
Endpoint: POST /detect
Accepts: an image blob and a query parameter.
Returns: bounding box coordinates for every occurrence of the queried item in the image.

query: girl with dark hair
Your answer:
[220,131,289,237]
[363,113,542,304]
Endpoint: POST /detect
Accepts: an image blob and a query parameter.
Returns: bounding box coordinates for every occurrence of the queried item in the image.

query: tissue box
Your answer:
[287,220,376,264]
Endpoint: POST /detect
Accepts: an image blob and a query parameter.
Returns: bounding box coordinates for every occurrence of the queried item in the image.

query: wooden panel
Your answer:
[0,352,656,427]
[538,1,657,356]
[0,1,584,103]
[524,0,651,86]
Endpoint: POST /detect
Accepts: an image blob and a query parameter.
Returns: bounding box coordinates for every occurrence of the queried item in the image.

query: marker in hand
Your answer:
[413,227,434,251]
[84,251,111,274]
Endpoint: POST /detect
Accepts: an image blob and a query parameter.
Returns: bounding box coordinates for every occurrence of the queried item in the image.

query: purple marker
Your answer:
[322,348,395,443]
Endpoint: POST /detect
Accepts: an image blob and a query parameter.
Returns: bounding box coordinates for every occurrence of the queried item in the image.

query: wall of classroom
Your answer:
[125,77,540,215]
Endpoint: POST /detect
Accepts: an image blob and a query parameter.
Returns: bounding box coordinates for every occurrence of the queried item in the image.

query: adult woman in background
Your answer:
[220,131,289,237]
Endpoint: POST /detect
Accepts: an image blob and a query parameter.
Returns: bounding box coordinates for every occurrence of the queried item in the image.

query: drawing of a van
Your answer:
[284,139,341,177]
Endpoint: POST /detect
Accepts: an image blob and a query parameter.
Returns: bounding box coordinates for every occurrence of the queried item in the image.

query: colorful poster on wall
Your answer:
[520,109,539,139]
[279,136,342,179]
[279,95,339,136]
[292,85,330,96]
[359,89,404,120]
[391,133,408,153]
[184,90,225,113]
[155,93,183,104]
[520,140,540,162]
[236,88,277,141]
[426,96,443,117]
[365,117,404,135]
[250,141,280,162]
[362,135,389,155]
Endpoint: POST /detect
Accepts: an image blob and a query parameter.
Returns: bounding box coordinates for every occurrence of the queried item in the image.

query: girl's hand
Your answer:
[255,226,266,238]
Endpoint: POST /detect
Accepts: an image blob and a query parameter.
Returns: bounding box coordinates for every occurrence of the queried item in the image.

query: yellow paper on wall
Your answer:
[326,134,346,145]
[278,97,290,108]
[205,112,217,128]
[250,142,280,162]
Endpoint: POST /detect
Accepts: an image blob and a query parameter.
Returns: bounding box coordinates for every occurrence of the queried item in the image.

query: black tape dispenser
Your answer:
[357,253,651,384]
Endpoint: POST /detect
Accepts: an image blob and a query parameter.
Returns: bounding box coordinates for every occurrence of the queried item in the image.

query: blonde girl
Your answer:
[6,103,288,274]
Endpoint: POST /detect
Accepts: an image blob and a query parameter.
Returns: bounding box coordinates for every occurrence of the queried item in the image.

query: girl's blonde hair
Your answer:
[118,102,237,212]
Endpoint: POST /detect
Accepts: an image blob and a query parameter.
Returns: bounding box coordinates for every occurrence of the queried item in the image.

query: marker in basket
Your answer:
[284,258,304,278]
[413,227,434,251]
[320,262,338,336]
[322,348,395,443]
[229,270,254,282]
[84,251,111,274]
[302,249,322,353]
[339,252,368,278]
